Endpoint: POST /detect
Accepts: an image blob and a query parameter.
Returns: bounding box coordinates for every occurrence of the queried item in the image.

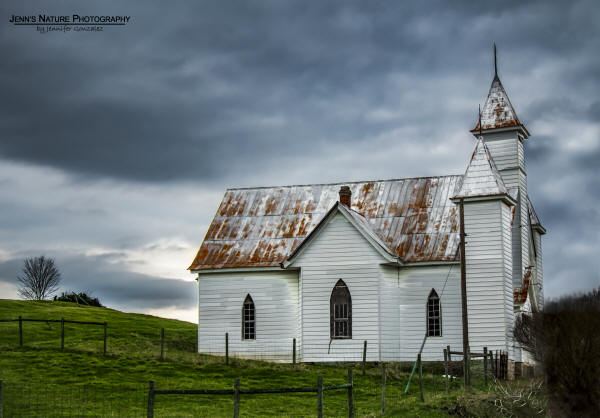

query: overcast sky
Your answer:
[1,1,598,322]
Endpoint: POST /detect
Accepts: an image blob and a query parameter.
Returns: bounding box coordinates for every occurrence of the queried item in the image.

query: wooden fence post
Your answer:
[347,368,354,418]
[466,347,471,387]
[418,354,424,402]
[225,333,229,366]
[61,318,65,350]
[381,363,386,413]
[362,340,367,376]
[103,322,107,356]
[292,338,296,366]
[495,350,499,379]
[147,381,155,418]
[444,348,449,393]
[447,345,451,361]
[233,378,240,418]
[18,316,23,347]
[317,376,323,418]
[160,328,165,361]
[483,347,488,386]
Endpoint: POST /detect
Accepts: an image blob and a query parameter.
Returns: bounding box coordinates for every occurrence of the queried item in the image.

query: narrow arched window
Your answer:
[427,289,441,336]
[330,279,352,339]
[242,294,255,340]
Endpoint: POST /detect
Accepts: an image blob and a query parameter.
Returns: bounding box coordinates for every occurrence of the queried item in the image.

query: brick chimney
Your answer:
[339,186,351,207]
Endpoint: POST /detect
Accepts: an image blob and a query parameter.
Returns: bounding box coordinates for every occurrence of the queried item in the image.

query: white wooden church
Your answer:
[189,61,545,369]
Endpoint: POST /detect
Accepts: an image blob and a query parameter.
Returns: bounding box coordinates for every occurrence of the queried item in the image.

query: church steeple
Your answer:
[471,45,529,138]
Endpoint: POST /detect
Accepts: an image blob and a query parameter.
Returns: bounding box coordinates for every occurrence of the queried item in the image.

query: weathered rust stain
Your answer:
[281,217,299,238]
[401,214,418,234]
[292,199,303,214]
[215,218,230,239]
[264,195,278,215]
[218,194,232,216]
[297,215,310,236]
[241,220,252,240]
[417,212,429,231]
[514,269,532,303]
[204,219,222,240]
[250,240,268,264]
[388,202,398,216]
[413,179,429,209]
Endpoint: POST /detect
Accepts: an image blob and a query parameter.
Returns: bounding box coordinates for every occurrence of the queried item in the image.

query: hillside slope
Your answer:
[0,299,501,417]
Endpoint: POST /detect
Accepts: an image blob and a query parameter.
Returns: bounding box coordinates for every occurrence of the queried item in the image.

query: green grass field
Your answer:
[0,299,542,417]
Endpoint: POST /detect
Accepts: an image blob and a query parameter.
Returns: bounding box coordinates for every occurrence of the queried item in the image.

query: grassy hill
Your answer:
[0,299,541,417]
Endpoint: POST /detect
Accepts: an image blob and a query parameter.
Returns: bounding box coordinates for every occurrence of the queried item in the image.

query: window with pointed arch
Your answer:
[427,289,442,337]
[330,279,352,339]
[242,294,255,340]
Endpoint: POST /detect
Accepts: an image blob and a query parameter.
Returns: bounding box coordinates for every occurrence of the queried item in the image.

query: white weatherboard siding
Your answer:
[381,264,462,361]
[502,203,516,359]
[293,212,383,362]
[197,270,299,362]
[484,135,519,172]
[518,171,529,290]
[380,265,401,361]
[464,200,512,356]
[481,131,529,292]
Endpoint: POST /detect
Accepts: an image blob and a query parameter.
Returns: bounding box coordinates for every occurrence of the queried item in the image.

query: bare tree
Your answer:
[17,256,61,300]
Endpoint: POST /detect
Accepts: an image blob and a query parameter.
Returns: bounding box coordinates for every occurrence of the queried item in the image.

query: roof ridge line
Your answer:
[226,174,463,191]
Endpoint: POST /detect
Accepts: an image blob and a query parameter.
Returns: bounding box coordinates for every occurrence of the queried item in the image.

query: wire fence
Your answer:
[0,317,197,361]
[0,360,504,417]
[0,315,507,367]
[197,335,483,365]
[1,381,147,417]
[0,317,519,416]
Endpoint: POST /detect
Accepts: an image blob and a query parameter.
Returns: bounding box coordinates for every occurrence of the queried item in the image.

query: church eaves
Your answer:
[452,139,511,201]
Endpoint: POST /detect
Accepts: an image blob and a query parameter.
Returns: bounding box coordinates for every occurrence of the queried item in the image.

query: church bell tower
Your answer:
[471,45,531,295]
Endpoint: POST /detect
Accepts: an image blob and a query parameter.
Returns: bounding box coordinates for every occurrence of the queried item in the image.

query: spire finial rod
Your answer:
[494,42,498,78]
[479,104,483,137]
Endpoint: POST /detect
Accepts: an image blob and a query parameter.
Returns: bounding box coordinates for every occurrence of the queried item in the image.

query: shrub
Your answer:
[54,291,103,307]
[514,286,600,417]
[448,379,546,417]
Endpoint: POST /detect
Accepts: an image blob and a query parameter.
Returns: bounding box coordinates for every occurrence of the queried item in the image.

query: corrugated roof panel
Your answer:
[189,176,463,270]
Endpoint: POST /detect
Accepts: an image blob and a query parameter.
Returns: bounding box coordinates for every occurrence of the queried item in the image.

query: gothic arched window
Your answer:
[330,279,352,339]
[242,294,255,340]
[427,289,441,336]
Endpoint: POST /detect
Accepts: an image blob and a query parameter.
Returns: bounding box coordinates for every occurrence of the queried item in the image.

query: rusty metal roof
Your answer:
[453,139,508,200]
[472,75,525,133]
[189,176,461,270]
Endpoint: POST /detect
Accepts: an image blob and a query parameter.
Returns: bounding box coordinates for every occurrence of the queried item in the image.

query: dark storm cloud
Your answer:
[1,0,596,184]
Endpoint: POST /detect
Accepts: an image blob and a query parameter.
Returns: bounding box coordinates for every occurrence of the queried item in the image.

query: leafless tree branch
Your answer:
[17,256,61,300]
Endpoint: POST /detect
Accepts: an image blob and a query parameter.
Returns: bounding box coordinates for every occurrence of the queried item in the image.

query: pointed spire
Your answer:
[471,46,527,136]
[452,139,508,200]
